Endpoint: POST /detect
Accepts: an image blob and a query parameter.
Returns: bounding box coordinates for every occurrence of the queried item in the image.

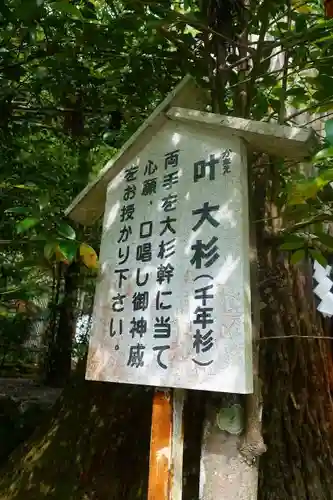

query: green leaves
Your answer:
[290,249,306,265]
[279,233,307,263]
[5,207,31,215]
[6,196,76,243]
[16,217,40,234]
[43,240,78,264]
[38,193,49,211]
[44,242,56,261]
[313,147,333,162]
[50,1,83,20]
[287,177,326,205]
[280,229,333,268]
[58,241,78,263]
[279,237,304,251]
[325,119,333,146]
[56,222,76,240]
[309,249,327,267]
[313,231,333,250]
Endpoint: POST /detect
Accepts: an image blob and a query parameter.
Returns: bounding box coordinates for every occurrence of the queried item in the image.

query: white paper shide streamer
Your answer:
[313,260,333,317]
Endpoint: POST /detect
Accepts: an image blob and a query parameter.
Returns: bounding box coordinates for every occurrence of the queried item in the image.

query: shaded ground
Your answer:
[0,376,153,500]
[0,378,62,467]
[0,378,61,406]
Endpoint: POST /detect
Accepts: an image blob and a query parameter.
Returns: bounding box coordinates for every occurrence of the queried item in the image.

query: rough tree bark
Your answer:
[0,372,153,500]
[45,262,80,387]
[202,0,333,495]
[255,156,333,499]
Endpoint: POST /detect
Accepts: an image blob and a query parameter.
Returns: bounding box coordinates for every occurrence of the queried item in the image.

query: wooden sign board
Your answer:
[85,119,253,394]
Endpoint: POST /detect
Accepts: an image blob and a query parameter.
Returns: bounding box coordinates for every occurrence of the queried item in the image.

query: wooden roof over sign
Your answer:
[65,75,317,227]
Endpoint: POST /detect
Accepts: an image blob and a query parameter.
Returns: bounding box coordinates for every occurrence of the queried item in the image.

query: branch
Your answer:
[134,0,256,54]
[285,98,333,122]
[304,111,333,127]
[278,0,291,124]
[245,0,272,117]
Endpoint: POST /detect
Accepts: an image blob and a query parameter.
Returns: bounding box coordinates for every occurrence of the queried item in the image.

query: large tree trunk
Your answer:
[256,159,333,499]
[258,260,333,499]
[0,374,152,500]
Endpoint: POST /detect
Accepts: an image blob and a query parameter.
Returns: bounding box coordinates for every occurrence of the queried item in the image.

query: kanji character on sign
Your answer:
[193,154,219,183]
[194,284,214,306]
[161,193,177,212]
[153,345,170,370]
[110,318,123,337]
[118,246,130,265]
[130,316,147,338]
[156,263,174,284]
[136,268,149,287]
[139,221,153,239]
[125,165,139,182]
[160,216,176,236]
[156,290,172,310]
[136,243,152,262]
[127,344,145,367]
[190,237,219,269]
[115,268,129,288]
[142,178,157,196]
[112,293,126,312]
[163,172,179,190]
[123,184,136,201]
[120,204,135,222]
[221,149,232,175]
[193,306,214,329]
[144,160,158,176]
[154,316,171,339]
[192,202,220,231]
[133,291,149,311]
[193,329,214,353]
[164,149,180,169]
[158,238,176,259]
[117,225,132,243]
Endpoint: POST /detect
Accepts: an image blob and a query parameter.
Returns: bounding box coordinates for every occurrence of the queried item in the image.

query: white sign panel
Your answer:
[86,120,253,393]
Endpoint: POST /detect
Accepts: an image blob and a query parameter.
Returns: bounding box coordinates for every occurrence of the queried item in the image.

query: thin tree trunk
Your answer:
[46,262,79,387]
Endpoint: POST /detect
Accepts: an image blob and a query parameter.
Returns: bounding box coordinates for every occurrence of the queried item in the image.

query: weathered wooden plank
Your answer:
[148,389,173,500]
[170,389,185,500]
[148,389,185,499]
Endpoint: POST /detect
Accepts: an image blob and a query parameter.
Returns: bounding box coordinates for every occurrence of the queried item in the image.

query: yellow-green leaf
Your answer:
[288,177,326,205]
[313,148,333,162]
[80,243,98,269]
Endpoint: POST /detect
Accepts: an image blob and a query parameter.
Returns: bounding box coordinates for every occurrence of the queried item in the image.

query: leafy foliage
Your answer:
[0,0,189,375]
[0,0,332,366]
[1,0,333,497]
